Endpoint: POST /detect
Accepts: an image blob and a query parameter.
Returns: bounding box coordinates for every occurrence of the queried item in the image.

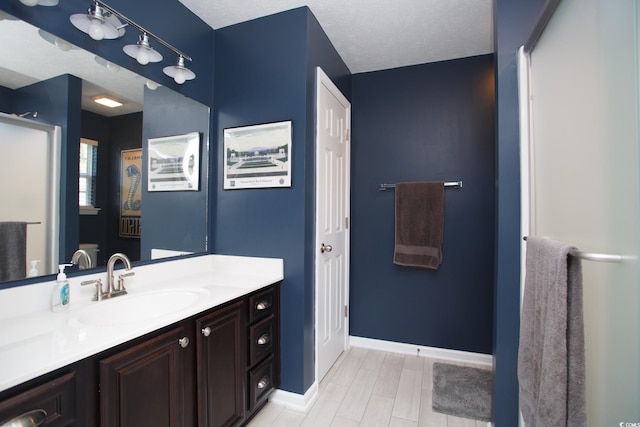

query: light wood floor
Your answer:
[247,347,492,427]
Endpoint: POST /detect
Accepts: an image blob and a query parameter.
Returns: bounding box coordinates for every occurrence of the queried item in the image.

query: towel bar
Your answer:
[522,236,623,263]
[379,181,463,191]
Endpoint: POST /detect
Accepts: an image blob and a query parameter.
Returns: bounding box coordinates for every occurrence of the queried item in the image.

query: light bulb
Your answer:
[88,18,104,40]
[146,80,159,90]
[19,0,39,6]
[136,49,150,65]
[173,69,186,85]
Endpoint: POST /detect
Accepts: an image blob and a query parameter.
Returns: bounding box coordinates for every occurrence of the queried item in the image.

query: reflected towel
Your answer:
[0,222,27,281]
[518,236,587,427]
[393,182,444,269]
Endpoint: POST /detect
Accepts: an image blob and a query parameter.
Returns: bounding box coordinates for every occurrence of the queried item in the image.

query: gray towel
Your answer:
[393,182,444,269]
[0,222,27,281]
[518,236,587,427]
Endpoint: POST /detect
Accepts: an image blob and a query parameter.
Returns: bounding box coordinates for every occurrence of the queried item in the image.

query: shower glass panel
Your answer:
[528,0,640,424]
[0,115,59,277]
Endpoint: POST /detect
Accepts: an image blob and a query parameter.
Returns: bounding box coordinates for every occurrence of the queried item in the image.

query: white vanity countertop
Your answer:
[0,254,283,393]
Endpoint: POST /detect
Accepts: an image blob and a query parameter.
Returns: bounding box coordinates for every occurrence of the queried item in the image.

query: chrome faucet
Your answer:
[71,249,92,270]
[106,253,135,298]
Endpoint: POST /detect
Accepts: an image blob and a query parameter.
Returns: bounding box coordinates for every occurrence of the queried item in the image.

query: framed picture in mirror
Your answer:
[120,148,142,238]
[148,132,201,192]
[223,121,292,189]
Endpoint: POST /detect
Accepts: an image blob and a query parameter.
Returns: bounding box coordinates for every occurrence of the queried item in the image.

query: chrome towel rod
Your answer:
[523,236,622,263]
[379,181,463,191]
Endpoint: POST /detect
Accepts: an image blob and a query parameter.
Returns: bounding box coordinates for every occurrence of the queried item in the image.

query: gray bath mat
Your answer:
[432,362,493,422]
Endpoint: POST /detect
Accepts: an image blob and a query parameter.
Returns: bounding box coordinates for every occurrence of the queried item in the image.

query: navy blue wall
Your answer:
[493,0,546,424]
[350,56,495,354]
[15,75,82,266]
[142,86,209,258]
[213,7,350,394]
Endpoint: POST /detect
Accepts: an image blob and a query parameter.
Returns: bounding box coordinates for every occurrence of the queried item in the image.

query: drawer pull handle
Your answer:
[178,337,190,348]
[257,334,271,345]
[201,327,211,337]
[0,409,47,427]
[256,300,271,311]
[257,376,270,389]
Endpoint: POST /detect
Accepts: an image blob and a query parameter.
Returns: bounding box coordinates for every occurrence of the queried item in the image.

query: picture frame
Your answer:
[119,148,142,238]
[223,121,292,189]
[148,131,201,192]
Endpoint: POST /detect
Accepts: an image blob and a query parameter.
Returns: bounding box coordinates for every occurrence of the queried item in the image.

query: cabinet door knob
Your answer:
[257,334,271,345]
[201,327,211,337]
[257,376,270,389]
[178,337,189,348]
[256,300,271,311]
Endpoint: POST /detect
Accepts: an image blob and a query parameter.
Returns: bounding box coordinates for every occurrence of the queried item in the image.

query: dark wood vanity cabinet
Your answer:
[0,282,280,427]
[0,371,78,426]
[246,286,280,417]
[196,300,245,427]
[99,324,194,427]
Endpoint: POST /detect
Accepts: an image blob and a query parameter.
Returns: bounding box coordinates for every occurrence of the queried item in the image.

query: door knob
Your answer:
[178,337,189,348]
[201,327,211,337]
[320,243,333,253]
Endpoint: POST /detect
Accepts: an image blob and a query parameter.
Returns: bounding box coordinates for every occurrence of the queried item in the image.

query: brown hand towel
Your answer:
[518,236,587,427]
[393,182,445,269]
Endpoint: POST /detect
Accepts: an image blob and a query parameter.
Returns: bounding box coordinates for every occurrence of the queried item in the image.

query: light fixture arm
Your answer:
[94,0,191,62]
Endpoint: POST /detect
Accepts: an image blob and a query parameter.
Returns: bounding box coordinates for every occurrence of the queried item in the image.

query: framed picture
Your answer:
[148,132,200,192]
[223,121,292,189]
[119,148,142,238]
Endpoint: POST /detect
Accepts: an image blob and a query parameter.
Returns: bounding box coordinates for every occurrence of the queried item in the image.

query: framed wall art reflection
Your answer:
[148,131,201,192]
[223,121,292,189]
[120,148,142,238]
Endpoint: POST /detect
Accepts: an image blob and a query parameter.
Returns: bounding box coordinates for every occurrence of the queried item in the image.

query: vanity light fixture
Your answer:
[123,33,162,65]
[70,1,124,41]
[19,0,58,7]
[163,56,196,85]
[70,1,195,84]
[93,96,123,108]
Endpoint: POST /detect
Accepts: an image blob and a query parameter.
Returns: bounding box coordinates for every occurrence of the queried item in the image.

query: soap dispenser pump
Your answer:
[51,263,72,312]
[28,260,40,277]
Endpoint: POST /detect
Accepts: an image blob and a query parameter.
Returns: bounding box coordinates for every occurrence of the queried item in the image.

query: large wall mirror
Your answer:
[0,12,210,285]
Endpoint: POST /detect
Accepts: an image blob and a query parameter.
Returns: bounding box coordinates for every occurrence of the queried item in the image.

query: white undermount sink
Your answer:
[71,288,210,326]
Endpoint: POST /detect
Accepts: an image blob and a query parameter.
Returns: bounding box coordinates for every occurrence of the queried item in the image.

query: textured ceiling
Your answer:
[179,0,494,74]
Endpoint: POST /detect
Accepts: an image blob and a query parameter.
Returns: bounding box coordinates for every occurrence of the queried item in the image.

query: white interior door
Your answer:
[315,67,351,382]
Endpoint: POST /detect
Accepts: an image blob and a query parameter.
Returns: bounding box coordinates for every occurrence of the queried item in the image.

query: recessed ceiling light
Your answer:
[93,96,123,108]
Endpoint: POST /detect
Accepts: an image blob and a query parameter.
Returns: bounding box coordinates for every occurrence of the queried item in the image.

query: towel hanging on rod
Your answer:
[379,181,462,191]
[523,236,622,263]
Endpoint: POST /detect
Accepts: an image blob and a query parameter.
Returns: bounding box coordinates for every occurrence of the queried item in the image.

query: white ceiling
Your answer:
[0,1,493,118]
[179,0,494,74]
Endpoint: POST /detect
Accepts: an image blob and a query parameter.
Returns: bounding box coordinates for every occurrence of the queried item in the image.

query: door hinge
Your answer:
[345,217,349,229]
[345,128,350,141]
[344,305,348,317]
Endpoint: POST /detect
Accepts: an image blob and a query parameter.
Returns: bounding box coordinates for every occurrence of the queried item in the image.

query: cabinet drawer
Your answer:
[247,355,274,411]
[0,372,76,426]
[248,315,274,366]
[248,287,275,324]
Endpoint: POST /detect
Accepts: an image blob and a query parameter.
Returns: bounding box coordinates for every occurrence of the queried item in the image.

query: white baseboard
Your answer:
[349,336,493,367]
[270,381,318,413]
